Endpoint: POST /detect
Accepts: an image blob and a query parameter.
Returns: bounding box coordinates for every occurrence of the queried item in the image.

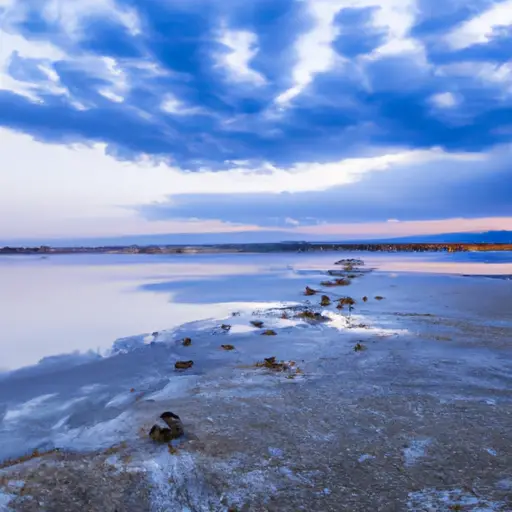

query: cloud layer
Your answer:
[1,0,511,241]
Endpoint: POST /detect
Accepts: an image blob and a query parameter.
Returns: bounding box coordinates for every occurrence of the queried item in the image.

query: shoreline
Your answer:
[2,242,512,256]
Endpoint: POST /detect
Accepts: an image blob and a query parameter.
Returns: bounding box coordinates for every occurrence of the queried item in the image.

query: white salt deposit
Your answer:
[3,394,58,423]
[408,488,505,511]
[403,438,431,467]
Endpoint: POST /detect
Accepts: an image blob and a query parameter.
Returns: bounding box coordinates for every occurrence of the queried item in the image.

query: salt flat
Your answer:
[0,252,511,511]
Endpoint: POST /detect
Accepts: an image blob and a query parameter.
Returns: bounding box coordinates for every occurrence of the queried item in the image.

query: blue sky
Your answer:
[0,0,511,243]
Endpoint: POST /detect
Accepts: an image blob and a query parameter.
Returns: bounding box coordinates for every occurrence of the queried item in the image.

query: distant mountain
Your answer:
[0,230,307,247]
[2,230,511,248]
[370,231,512,244]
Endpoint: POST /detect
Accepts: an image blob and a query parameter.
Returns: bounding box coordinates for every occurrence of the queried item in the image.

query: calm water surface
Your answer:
[1,251,511,369]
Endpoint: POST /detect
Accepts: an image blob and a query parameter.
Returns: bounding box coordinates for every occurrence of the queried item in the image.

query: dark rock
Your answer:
[337,297,356,309]
[160,412,184,438]
[221,324,231,331]
[182,337,192,346]
[149,425,177,443]
[320,295,331,306]
[256,356,288,371]
[335,258,364,267]
[261,329,277,336]
[175,360,194,370]
[152,331,159,337]
[362,296,368,302]
[250,320,264,328]
[221,344,235,350]
[375,296,384,300]
[304,286,317,296]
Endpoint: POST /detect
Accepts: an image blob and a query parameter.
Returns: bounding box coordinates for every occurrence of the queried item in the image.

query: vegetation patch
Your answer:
[320,278,351,287]
[255,356,303,378]
[295,310,330,322]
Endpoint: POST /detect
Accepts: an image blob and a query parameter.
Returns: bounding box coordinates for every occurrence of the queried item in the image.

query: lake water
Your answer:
[1,251,512,370]
[1,251,511,510]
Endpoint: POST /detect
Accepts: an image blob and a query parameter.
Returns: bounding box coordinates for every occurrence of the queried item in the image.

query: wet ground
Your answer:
[1,256,511,511]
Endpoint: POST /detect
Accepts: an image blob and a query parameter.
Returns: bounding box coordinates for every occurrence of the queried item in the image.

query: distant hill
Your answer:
[369,231,512,244]
[3,230,512,248]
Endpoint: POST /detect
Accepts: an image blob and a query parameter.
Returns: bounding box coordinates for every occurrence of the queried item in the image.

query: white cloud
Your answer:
[276,0,423,106]
[438,61,512,95]
[161,94,205,116]
[0,128,486,239]
[94,56,128,103]
[98,89,124,103]
[275,1,342,105]
[0,1,150,106]
[445,0,512,50]
[217,27,266,85]
[430,91,458,108]
[0,30,67,101]
[42,0,141,39]
[364,0,423,60]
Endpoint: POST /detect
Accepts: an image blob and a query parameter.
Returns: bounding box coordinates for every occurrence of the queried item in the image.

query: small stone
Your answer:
[362,296,368,302]
[261,329,277,336]
[304,286,317,296]
[354,342,366,352]
[182,337,192,346]
[160,412,184,438]
[149,425,177,443]
[375,296,384,300]
[221,324,231,331]
[221,344,235,351]
[250,320,264,328]
[320,295,331,306]
[175,360,194,370]
[338,297,356,306]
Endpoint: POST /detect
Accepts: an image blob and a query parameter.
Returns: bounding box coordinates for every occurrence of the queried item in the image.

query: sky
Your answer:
[0,0,511,244]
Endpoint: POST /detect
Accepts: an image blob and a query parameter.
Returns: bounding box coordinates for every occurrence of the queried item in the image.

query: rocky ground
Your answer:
[1,260,511,511]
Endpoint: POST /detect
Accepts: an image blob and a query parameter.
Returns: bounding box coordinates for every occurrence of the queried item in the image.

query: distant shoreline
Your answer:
[1,242,512,255]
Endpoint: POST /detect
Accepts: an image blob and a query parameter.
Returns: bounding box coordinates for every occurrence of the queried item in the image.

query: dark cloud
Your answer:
[0,0,511,244]
[0,0,511,171]
[138,150,512,226]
